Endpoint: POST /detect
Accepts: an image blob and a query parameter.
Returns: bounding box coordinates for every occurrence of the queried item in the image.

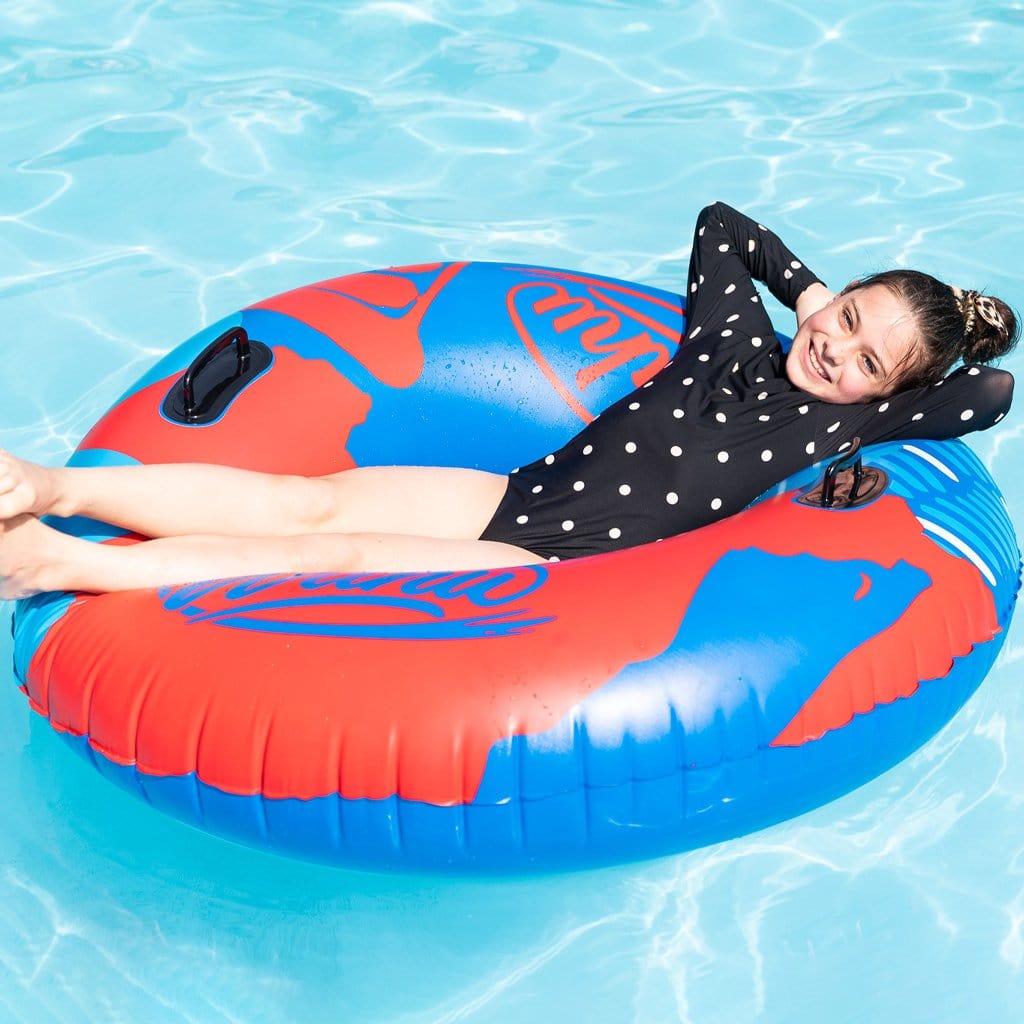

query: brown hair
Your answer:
[850,270,1018,390]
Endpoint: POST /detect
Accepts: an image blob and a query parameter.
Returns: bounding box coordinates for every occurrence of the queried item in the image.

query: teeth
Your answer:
[809,345,827,379]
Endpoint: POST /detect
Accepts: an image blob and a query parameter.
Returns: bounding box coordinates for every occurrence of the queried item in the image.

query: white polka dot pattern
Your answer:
[479,203,1007,562]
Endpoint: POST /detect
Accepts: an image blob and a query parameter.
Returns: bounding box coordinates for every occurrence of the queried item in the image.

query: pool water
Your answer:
[2,2,1023,1021]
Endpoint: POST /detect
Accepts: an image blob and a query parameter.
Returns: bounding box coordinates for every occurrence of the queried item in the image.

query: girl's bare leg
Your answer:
[0,514,545,599]
[0,451,509,542]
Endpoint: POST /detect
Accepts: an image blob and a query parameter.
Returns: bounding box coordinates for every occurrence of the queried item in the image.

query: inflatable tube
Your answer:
[12,261,1020,873]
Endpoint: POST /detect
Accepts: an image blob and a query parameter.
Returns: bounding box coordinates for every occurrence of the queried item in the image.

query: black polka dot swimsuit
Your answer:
[480,202,1014,560]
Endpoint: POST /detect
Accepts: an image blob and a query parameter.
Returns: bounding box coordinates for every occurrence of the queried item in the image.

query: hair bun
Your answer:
[951,286,1019,363]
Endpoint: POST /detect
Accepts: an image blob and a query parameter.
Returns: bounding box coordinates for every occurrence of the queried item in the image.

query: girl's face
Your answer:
[786,285,920,403]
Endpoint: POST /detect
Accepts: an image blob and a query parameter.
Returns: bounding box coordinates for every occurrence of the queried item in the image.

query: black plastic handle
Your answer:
[162,325,272,426]
[797,436,889,510]
[181,326,251,420]
[820,436,864,507]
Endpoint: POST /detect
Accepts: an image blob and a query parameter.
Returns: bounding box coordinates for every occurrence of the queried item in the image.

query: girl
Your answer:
[0,203,1016,597]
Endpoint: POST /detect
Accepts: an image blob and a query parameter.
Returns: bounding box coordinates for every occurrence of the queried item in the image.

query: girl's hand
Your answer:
[795,282,836,327]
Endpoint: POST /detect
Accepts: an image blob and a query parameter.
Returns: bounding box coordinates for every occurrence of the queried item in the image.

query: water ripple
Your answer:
[1,0,1023,1021]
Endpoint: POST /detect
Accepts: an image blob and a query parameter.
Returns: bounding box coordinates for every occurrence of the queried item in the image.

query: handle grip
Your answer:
[181,327,251,420]
[162,325,272,426]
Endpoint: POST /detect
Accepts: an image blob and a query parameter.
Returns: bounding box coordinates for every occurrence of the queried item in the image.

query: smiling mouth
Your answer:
[808,341,831,383]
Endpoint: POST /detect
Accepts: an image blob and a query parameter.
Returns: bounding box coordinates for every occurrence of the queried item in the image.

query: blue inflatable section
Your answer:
[56,621,1002,873]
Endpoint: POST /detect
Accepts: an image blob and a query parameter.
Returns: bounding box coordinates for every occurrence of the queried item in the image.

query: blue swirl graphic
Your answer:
[158,566,554,640]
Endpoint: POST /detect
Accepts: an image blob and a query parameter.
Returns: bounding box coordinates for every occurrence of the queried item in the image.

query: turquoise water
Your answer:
[2,1,1023,1021]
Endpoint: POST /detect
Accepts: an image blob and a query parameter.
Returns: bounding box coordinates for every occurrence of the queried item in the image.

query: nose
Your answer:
[820,335,851,366]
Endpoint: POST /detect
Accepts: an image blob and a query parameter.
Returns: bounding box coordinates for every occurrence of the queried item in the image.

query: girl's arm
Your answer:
[683,202,827,347]
[795,281,836,327]
[812,364,1013,458]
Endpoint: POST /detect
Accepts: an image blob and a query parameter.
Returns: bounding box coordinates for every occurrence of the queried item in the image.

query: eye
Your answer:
[862,355,877,375]
[842,309,854,330]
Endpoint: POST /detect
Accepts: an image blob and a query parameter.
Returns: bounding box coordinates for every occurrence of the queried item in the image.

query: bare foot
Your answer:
[0,450,61,520]
[0,514,74,599]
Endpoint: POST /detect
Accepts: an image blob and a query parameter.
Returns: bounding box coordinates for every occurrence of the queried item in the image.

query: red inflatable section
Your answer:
[80,264,468,473]
[23,493,998,806]
[249,262,466,388]
[79,348,369,476]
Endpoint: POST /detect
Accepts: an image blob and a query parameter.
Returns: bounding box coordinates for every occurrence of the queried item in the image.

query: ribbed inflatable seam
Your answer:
[866,634,986,773]
[127,664,162,782]
[454,792,468,854]
[748,682,769,787]
[386,727,402,853]
[712,706,728,773]
[572,713,590,849]
[190,699,213,830]
[329,723,346,856]
[864,656,883,761]
[453,726,467,852]
[580,740,592,854]
[572,709,587,795]
[667,702,687,824]
[80,732,101,779]
[76,622,111,756]
[507,702,890,801]
[512,726,525,852]
[189,763,205,831]
[254,712,272,845]
[26,632,54,723]
[388,794,403,855]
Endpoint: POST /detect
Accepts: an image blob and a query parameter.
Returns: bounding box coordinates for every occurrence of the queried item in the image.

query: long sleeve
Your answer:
[811,364,1013,454]
[683,201,824,344]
